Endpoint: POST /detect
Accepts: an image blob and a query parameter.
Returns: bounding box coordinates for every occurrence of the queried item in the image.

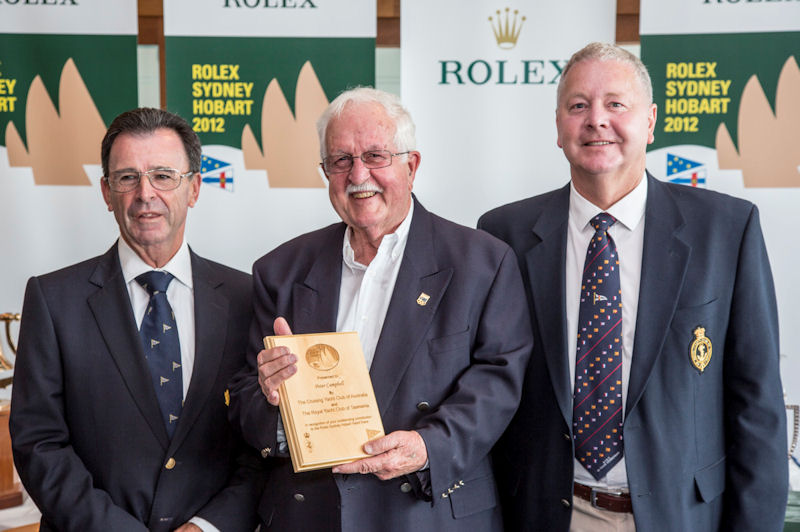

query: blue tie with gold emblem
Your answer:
[136,271,182,438]
[572,213,624,480]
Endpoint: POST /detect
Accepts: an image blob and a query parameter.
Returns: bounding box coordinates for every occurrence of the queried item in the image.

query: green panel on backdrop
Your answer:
[642,32,800,151]
[165,36,375,147]
[0,34,138,148]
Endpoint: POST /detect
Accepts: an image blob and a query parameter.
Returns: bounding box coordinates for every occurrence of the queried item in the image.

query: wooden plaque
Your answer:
[265,332,385,473]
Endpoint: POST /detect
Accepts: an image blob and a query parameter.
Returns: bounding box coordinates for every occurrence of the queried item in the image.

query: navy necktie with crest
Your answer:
[136,271,183,438]
[572,213,624,480]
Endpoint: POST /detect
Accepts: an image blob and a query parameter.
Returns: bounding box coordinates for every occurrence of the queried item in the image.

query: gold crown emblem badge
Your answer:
[488,7,526,50]
[689,326,712,373]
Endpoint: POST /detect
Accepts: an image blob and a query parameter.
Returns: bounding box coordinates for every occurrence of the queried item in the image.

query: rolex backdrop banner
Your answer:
[164,0,374,272]
[401,0,615,227]
[0,1,138,327]
[640,1,800,403]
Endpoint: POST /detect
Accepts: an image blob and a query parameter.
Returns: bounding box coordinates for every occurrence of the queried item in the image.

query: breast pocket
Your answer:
[426,328,471,381]
[428,328,470,355]
[669,297,721,336]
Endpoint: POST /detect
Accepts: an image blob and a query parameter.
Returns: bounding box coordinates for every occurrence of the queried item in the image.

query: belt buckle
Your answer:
[589,487,600,509]
[589,486,622,510]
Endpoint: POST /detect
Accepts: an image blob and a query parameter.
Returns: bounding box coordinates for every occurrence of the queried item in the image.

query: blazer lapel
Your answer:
[87,244,171,449]
[292,224,346,334]
[370,199,453,416]
[625,174,691,416]
[169,251,229,451]
[525,185,573,426]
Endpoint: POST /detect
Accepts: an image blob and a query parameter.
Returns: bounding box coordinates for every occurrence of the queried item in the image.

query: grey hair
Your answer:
[557,42,653,105]
[316,87,416,158]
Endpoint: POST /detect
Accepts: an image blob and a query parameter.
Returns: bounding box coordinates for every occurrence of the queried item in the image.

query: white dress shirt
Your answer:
[118,239,218,532]
[336,201,413,368]
[566,176,647,491]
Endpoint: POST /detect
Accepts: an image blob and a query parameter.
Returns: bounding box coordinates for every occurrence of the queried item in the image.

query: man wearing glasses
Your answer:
[11,108,261,531]
[227,87,533,531]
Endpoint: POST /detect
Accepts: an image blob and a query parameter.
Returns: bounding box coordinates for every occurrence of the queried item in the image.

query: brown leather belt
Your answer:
[573,482,633,513]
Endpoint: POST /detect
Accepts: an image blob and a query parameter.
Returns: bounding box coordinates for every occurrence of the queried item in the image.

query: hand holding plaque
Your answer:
[264,331,385,472]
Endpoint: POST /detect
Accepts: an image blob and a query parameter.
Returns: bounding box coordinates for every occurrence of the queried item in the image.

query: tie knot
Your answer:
[590,212,616,233]
[136,271,174,295]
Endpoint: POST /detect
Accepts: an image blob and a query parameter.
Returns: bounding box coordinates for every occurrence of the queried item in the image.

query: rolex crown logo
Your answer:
[488,7,526,50]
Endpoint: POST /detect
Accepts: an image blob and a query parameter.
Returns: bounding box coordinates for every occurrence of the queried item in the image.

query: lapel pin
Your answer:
[690,326,712,373]
[416,292,430,306]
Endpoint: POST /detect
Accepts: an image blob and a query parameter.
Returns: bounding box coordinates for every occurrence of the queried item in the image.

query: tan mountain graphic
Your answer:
[242,60,327,188]
[716,56,800,188]
[5,58,106,186]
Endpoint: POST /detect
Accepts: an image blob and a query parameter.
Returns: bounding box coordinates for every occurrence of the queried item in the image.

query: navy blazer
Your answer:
[479,174,788,531]
[228,198,533,531]
[10,244,261,532]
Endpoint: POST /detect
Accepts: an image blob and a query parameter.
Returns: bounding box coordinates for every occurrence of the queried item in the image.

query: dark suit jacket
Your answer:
[228,198,533,531]
[10,244,261,532]
[479,174,788,532]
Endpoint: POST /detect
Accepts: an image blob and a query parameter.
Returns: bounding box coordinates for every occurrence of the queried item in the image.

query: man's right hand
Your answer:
[257,317,296,405]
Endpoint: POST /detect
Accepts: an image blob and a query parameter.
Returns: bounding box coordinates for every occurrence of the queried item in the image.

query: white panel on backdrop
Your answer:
[164,0,375,38]
[401,0,615,227]
[641,0,800,35]
[0,0,137,35]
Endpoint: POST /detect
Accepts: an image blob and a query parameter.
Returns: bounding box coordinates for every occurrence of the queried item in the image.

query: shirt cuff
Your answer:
[277,414,289,456]
[189,516,220,532]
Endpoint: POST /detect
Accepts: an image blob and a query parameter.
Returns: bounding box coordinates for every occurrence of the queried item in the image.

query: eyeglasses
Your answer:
[321,150,409,174]
[104,168,194,193]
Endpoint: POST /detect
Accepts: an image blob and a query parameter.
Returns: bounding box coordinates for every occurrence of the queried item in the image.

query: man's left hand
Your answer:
[332,430,427,480]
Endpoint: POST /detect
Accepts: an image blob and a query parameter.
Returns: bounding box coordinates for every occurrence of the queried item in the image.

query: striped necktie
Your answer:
[572,213,624,480]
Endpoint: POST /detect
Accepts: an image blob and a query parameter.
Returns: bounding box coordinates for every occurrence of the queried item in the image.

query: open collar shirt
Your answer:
[336,201,414,369]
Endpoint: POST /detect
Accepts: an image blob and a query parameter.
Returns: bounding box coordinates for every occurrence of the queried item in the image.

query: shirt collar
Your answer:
[342,200,414,269]
[569,172,648,232]
[118,237,193,290]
